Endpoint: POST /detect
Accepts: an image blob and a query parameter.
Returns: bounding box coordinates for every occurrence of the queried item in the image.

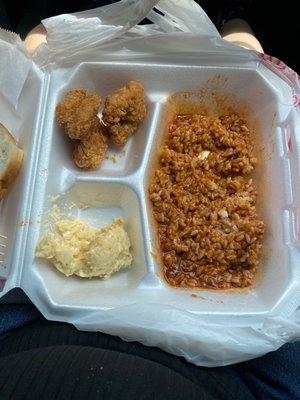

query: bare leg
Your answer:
[220,18,263,52]
[24,24,47,55]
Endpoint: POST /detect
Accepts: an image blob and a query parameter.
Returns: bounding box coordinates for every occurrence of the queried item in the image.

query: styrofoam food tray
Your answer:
[1,60,300,323]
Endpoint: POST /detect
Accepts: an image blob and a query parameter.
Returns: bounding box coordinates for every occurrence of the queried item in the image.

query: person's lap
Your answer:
[0,303,299,400]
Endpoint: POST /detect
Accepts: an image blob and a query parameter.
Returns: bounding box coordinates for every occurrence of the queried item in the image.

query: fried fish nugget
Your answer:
[108,122,138,146]
[56,88,101,140]
[73,124,107,170]
[103,81,146,146]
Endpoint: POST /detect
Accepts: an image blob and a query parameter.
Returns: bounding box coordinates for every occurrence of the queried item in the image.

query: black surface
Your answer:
[249,1,299,73]
[0,320,255,400]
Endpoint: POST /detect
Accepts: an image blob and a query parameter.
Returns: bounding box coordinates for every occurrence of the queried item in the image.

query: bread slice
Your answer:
[0,123,23,200]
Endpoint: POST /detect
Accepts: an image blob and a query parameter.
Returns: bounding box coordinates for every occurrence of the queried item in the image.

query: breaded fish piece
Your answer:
[56,88,101,140]
[73,123,107,170]
[102,81,146,146]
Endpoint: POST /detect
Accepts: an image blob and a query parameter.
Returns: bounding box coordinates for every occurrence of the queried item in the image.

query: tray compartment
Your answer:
[24,180,147,308]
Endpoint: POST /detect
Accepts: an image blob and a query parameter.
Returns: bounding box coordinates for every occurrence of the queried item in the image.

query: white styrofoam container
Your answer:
[1,57,300,326]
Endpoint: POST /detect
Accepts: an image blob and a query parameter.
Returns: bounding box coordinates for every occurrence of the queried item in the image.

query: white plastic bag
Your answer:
[1,0,300,367]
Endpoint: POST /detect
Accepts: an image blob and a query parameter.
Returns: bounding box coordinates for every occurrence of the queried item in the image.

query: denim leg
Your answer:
[233,342,300,400]
[0,304,41,338]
